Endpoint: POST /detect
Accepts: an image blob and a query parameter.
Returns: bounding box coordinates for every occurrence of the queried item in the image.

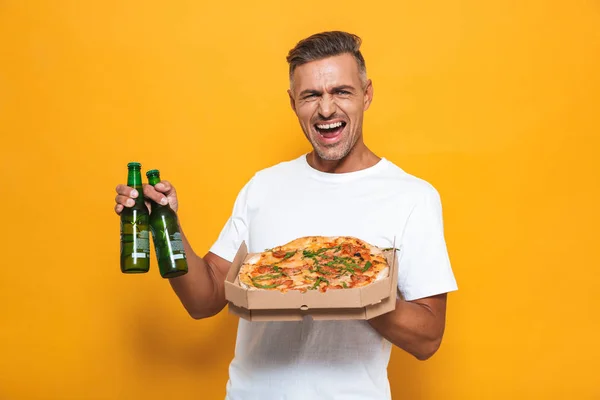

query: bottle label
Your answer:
[121,212,150,260]
[169,232,186,258]
[135,230,150,253]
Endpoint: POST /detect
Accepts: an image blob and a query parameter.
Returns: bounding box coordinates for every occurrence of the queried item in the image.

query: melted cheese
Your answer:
[239,236,391,292]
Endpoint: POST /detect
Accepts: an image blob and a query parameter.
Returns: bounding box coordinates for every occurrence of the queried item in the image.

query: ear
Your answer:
[363,79,373,111]
[288,89,296,112]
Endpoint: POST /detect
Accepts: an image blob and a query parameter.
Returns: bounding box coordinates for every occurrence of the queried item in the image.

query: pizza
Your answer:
[238,236,393,293]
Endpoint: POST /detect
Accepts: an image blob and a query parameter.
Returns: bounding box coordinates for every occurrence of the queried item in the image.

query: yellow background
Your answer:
[1,1,599,399]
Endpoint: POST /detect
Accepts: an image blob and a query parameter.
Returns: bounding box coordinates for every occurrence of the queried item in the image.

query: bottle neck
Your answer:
[127,168,143,188]
[149,192,163,211]
[127,168,145,209]
[147,174,160,186]
[147,173,164,210]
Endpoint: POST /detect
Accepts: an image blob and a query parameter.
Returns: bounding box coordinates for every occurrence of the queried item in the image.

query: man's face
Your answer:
[288,53,373,161]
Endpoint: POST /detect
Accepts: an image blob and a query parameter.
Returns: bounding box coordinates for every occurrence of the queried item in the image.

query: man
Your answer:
[114,31,457,399]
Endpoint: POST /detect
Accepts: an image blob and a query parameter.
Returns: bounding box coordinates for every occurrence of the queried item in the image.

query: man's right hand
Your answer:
[113,179,231,319]
[114,180,179,215]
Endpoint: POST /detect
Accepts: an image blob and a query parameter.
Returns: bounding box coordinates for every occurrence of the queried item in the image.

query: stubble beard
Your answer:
[313,138,353,161]
[303,123,360,162]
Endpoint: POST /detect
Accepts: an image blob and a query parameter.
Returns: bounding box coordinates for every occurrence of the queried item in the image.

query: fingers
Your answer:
[115,184,139,198]
[114,184,138,215]
[115,194,135,207]
[153,180,175,195]
[114,180,175,216]
[143,183,169,205]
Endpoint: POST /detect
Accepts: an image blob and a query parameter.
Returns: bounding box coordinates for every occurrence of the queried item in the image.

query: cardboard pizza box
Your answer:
[224,240,400,321]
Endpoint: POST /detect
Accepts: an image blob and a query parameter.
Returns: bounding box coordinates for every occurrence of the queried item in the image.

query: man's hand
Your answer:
[113,178,231,319]
[143,180,179,212]
[368,293,448,360]
[114,180,178,215]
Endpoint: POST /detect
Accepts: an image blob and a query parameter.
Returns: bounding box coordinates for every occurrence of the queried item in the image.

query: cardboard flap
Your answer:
[229,303,369,321]
[224,241,250,308]
[226,241,248,282]
[246,287,364,310]
[364,246,399,319]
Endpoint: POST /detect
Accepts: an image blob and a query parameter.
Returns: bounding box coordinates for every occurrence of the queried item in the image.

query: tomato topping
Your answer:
[272,250,287,258]
[351,274,370,284]
[283,267,301,275]
[257,265,273,274]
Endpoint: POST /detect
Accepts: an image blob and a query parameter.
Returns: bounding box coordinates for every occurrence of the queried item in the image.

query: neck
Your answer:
[307,141,380,174]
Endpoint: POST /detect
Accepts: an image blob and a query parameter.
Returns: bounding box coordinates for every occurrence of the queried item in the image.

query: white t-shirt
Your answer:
[210,154,458,400]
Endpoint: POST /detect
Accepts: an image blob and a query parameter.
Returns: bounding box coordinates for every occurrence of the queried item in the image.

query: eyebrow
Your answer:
[298,85,357,97]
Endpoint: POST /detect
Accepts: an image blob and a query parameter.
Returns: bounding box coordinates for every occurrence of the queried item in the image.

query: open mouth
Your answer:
[314,120,347,140]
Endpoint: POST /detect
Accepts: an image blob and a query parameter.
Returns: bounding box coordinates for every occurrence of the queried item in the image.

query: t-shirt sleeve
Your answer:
[397,185,458,301]
[208,180,252,263]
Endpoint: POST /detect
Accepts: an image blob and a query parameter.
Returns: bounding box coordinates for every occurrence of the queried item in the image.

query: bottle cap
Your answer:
[127,162,141,168]
[146,169,160,177]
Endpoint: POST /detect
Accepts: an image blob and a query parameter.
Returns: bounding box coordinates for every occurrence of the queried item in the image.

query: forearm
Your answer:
[368,295,446,360]
[167,225,227,319]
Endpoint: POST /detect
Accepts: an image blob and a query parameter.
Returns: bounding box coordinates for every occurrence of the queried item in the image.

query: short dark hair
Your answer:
[286,31,367,83]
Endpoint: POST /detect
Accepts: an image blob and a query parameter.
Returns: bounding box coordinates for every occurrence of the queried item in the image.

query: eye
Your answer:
[336,90,351,95]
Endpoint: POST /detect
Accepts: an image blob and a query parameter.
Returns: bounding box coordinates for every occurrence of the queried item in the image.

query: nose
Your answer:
[318,94,337,119]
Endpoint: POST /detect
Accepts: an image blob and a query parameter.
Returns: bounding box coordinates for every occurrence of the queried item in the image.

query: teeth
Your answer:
[316,121,343,130]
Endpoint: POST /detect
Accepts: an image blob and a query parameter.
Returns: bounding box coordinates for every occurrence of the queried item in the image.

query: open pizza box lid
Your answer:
[224,239,401,321]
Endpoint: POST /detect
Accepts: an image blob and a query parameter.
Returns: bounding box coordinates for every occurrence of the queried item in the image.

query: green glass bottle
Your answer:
[120,162,150,273]
[146,169,188,278]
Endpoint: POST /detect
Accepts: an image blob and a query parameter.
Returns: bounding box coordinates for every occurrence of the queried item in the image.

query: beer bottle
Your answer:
[120,162,151,273]
[146,169,188,278]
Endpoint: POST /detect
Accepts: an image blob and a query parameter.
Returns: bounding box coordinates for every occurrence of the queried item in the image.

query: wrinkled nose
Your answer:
[318,94,337,119]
